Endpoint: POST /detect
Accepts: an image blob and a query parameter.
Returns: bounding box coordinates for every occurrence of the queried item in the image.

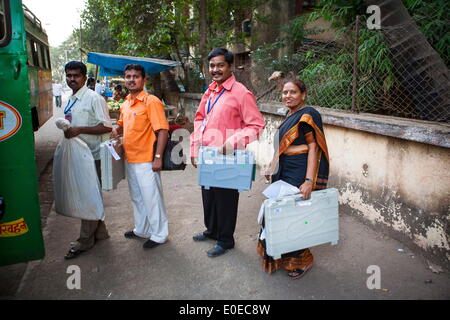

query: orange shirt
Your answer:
[117,90,169,163]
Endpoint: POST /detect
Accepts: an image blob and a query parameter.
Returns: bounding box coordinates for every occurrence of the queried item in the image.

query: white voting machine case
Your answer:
[198,146,255,192]
[100,140,125,191]
[263,188,339,259]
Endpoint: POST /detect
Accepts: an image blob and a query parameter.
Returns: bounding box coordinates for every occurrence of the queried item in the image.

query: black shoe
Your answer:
[124,230,138,239]
[64,247,84,260]
[207,244,226,257]
[143,239,161,249]
[193,232,209,241]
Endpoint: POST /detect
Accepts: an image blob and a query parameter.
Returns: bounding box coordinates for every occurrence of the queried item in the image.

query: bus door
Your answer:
[0,0,45,266]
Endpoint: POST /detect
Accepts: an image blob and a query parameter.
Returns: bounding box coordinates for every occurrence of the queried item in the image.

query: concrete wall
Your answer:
[326,124,449,265]
[180,93,450,269]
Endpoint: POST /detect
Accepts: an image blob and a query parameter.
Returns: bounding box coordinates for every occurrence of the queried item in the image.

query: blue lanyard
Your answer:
[64,98,78,114]
[207,89,226,114]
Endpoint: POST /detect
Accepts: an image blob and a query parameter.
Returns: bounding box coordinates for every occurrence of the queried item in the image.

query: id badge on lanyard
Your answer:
[200,119,207,132]
[64,98,78,123]
[201,88,225,132]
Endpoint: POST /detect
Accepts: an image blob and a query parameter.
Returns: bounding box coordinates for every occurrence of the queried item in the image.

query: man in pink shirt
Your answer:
[190,48,265,257]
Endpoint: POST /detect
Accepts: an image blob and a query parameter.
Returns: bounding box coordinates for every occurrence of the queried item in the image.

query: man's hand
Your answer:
[191,156,198,168]
[110,126,123,140]
[110,128,119,139]
[64,127,81,139]
[152,157,163,172]
[263,165,272,183]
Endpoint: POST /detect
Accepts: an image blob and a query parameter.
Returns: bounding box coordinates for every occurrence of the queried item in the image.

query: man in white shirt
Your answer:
[52,82,63,107]
[62,61,112,259]
[95,80,105,95]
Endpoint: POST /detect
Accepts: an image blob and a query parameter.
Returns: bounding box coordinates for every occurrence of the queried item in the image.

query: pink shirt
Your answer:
[190,75,265,157]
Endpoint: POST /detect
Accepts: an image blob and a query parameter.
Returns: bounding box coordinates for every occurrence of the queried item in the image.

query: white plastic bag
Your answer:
[53,118,104,220]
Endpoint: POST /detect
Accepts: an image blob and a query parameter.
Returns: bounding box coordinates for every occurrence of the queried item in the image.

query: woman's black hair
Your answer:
[282,78,307,93]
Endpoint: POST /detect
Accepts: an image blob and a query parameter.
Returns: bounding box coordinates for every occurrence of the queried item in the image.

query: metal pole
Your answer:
[95,65,99,82]
[79,20,82,62]
[351,15,360,113]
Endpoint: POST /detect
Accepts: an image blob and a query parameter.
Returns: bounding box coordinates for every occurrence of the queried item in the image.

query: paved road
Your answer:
[12,173,450,300]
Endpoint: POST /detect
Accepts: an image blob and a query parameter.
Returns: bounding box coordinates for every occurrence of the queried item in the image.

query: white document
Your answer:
[260,228,266,240]
[257,203,265,224]
[262,180,300,199]
[107,142,121,160]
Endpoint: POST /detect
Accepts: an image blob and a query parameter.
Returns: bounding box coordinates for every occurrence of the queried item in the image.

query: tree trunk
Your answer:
[199,0,210,85]
[364,0,450,122]
[162,69,180,93]
[149,73,162,100]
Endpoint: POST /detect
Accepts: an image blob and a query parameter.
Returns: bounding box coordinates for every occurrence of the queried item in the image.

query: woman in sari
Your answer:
[257,78,330,279]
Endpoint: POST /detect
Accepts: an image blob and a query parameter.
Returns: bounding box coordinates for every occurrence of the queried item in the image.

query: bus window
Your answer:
[42,44,50,69]
[0,1,5,40]
[38,43,45,68]
[0,0,12,47]
[26,37,33,66]
[31,40,39,66]
[45,47,51,69]
[38,43,44,68]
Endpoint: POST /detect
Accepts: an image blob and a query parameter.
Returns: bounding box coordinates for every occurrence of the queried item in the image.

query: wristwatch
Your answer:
[305,178,314,183]
[154,154,161,159]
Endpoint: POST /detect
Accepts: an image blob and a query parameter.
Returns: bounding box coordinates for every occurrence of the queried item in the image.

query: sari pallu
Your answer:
[272,106,329,189]
[257,106,330,274]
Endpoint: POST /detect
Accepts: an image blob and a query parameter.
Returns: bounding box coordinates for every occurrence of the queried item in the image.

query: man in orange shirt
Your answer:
[112,64,169,249]
[190,48,265,257]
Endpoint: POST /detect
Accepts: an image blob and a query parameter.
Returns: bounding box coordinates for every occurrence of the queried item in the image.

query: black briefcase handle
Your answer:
[153,131,187,171]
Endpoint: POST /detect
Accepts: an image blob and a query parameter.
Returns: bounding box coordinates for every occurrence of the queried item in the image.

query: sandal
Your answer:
[288,263,313,280]
[64,247,84,260]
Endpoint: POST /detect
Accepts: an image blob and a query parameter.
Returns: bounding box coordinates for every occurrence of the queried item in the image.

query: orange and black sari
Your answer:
[257,106,330,274]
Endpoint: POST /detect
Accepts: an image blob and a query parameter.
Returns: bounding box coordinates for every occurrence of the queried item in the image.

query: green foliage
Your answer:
[252,0,447,114]
[251,15,319,73]
[309,0,366,27]
[403,0,450,66]
[301,58,352,110]
[80,0,118,53]
[49,33,82,83]
[205,0,266,48]
[99,0,189,57]
[77,0,267,90]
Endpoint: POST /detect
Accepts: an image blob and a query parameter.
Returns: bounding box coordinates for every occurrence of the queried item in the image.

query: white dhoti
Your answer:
[125,162,169,243]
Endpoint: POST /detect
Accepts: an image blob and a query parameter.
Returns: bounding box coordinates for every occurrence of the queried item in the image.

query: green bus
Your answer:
[23,3,53,130]
[0,0,49,266]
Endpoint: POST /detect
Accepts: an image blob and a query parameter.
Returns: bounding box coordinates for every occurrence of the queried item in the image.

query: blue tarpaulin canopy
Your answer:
[87,52,181,77]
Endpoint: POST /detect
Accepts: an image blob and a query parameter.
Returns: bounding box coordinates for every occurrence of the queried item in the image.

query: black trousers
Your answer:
[55,95,61,107]
[201,187,239,249]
